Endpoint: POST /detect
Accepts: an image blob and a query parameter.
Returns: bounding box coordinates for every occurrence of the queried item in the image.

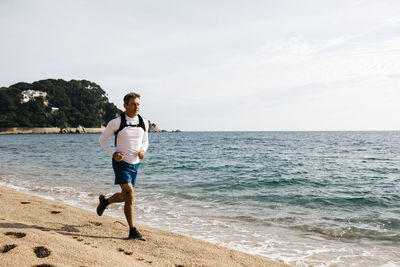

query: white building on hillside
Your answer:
[21,90,47,103]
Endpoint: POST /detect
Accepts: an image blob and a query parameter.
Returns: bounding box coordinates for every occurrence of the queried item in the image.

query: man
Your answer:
[97,92,149,241]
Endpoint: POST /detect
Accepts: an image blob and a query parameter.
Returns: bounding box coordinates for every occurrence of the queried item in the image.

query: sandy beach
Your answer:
[0,186,291,267]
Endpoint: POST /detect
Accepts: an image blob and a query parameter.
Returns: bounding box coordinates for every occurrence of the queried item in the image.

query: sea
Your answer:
[0,131,399,266]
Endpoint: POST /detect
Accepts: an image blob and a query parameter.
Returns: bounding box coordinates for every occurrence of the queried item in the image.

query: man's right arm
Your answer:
[98,118,119,156]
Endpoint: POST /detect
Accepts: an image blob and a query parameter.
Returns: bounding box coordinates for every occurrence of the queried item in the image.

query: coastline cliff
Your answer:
[0,79,176,133]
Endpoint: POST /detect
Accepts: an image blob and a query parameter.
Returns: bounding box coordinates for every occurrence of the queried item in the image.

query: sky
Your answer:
[1,0,399,131]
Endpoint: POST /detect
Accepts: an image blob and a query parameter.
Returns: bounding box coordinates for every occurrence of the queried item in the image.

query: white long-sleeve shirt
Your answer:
[99,114,149,164]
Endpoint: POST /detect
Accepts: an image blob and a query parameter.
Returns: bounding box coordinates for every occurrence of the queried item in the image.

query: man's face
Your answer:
[124,97,140,115]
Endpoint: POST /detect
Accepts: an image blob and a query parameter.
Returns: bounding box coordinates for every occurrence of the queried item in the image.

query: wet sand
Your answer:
[0,186,291,267]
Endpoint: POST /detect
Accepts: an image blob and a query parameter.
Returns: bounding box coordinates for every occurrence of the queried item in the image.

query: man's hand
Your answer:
[113,152,125,162]
[138,150,145,159]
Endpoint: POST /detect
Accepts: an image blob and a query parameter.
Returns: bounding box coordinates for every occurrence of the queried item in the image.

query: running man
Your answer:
[97,92,149,241]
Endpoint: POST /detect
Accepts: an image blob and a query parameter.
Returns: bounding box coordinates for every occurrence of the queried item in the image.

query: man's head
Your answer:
[123,92,141,116]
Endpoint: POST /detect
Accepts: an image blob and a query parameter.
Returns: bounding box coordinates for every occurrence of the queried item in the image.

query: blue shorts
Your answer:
[112,157,140,186]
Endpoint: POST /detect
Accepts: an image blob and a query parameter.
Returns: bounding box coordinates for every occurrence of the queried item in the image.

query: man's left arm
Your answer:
[138,119,149,159]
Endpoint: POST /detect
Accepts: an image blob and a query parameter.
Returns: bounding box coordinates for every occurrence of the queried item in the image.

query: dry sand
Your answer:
[0,186,292,267]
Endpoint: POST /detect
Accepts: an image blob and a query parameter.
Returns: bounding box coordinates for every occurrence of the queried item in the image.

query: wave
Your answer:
[210,214,400,242]
[289,224,400,242]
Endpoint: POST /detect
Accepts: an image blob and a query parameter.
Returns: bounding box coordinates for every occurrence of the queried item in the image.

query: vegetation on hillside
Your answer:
[0,79,121,128]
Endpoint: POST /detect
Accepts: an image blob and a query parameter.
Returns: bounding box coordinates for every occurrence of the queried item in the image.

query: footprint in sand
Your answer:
[61,225,80,232]
[136,258,153,264]
[5,232,26,238]
[89,221,102,226]
[118,248,133,256]
[34,246,51,258]
[50,210,61,214]
[72,236,94,246]
[72,236,85,242]
[1,244,17,253]
[20,201,30,204]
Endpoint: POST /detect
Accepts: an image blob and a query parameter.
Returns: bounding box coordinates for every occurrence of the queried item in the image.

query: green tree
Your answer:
[0,79,122,128]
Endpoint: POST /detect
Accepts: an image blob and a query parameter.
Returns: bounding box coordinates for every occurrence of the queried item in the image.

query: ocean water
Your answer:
[0,131,399,266]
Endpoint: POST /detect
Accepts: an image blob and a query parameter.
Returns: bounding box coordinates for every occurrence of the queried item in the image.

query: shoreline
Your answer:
[0,127,104,134]
[1,128,398,134]
[0,127,179,134]
[0,185,291,267]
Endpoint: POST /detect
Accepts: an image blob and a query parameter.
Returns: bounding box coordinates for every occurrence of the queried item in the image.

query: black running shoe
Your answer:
[96,194,109,216]
[128,227,145,241]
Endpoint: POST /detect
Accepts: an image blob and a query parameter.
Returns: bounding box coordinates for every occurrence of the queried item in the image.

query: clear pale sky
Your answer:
[1,0,399,131]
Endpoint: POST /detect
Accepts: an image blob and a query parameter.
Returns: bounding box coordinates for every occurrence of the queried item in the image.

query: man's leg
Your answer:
[118,182,144,240]
[119,183,135,228]
[107,191,126,204]
[107,182,144,240]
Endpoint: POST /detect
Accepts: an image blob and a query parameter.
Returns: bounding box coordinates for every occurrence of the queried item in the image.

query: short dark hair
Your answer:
[123,92,141,105]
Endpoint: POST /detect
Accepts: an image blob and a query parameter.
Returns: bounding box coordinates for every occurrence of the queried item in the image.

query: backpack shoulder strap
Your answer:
[138,114,146,132]
[114,112,126,147]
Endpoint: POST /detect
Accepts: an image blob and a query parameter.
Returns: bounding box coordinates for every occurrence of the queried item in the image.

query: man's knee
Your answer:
[124,190,134,199]
[120,184,134,202]
[122,189,134,202]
